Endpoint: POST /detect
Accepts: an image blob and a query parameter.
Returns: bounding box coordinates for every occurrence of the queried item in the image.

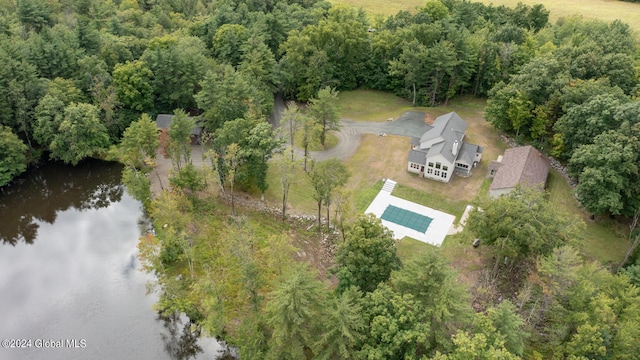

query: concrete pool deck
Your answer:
[364,179,456,246]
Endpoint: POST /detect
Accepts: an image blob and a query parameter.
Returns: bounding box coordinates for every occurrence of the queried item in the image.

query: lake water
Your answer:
[0,160,228,360]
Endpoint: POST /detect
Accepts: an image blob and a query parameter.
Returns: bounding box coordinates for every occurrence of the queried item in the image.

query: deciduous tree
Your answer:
[357,283,429,359]
[568,124,640,216]
[0,126,28,187]
[118,113,158,169]
[49,103,110,165]
[468,188,582,278]
[276,147,299,221]
[166,109,195,171]
[308,158,350,230]
[113,60,154,112]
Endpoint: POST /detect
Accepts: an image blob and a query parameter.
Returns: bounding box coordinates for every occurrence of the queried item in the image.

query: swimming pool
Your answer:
[380,205,433,233]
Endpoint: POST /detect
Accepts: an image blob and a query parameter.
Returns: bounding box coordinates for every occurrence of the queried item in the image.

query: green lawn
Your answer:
[354,180,384,213]
[337,89,415,122]
[396,237,431,260]
[264,154,318,215]
[546,169,628,265]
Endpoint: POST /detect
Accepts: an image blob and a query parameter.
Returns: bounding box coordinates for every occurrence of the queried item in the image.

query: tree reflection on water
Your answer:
[0,159,124,245]
[159,312,238,360]
[159,312,203,360]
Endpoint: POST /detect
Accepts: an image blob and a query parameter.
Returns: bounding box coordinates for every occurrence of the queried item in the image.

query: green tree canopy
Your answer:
[335,214,400,293]
[113,60,154,112]
[313,287,365,360]
[357,283,430,359]
[196,65,271,132]
[118,113,159,168]
[141,35,209,111]
[49,103,110,165]
[0,126,28,187]
[568,123,640,216]
[166,109,196,170]
[391,246,472,351]
[308,86,340,146]
[468,188,583,277]
[265,263,326,360]
[213,111,282,195]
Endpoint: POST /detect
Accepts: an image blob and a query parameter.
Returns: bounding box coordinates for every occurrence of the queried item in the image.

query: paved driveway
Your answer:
[310,111,428,161]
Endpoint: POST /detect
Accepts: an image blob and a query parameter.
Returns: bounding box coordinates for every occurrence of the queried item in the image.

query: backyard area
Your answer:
[270,89,627,267]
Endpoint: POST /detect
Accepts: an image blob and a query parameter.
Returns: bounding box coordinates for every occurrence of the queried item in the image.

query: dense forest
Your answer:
[2,0,640,358]
[1,0,552,186]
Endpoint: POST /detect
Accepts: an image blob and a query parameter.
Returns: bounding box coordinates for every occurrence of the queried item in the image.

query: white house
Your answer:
[407,112,483,182]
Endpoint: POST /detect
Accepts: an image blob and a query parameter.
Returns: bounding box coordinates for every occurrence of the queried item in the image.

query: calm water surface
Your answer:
[0,160,226,360]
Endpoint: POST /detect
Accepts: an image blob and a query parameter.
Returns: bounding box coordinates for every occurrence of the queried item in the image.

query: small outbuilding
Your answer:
[488,145,550,198]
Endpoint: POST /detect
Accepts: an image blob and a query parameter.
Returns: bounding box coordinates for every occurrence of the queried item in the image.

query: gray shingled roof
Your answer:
[419,112,467,161]
[490,146,550,191]
[458,142,480,165]
[427,141,451,162]
[411,137,421,147]
[155,114,203,136]
[408,149,427,165]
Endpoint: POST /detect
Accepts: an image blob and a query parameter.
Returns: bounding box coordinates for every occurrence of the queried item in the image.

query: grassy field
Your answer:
[337,89,414,122]
[545,169,628,264]
[328,0,640,33]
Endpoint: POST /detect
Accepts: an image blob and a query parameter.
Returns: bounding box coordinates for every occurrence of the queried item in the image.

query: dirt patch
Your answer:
[150,145,205,196]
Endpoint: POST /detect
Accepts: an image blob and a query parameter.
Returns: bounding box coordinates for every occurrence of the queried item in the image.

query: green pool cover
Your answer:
[380,205,433,233]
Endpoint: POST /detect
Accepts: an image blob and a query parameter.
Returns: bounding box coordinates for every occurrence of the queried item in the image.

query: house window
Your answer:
[456,163,469,169]
[435,162,441,169]
[427,168,433,174]
[441,172,447,179]
[428,162,434,168]
[443,166,448,172]
[434,170,440,176]
[490,169,496,176]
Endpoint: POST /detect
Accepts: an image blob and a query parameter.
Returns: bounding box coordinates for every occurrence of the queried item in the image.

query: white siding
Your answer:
[407,162,421,174]
[424,154,455,183]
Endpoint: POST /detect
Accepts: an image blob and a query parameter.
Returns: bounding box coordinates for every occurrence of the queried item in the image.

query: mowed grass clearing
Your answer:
[546,169,628,264]
[329,0,640,34]
[337,89,414,122]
